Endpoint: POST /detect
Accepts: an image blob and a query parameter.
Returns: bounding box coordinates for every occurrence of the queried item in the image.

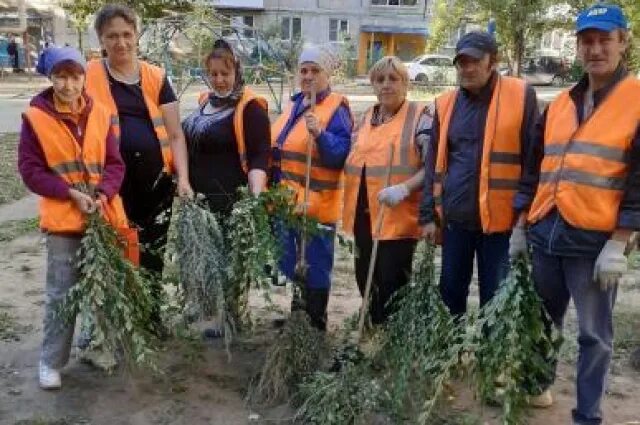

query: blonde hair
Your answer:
[368,56,409,84]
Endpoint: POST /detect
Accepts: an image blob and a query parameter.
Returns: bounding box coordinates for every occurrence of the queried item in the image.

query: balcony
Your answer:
[210,0,264,10]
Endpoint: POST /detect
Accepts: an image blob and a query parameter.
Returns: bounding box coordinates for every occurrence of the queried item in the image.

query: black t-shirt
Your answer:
[108,71,177,153]
[110,70,177,221]
[183,99,271,216]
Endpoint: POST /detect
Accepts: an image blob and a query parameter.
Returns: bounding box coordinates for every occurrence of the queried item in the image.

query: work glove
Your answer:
[508,226,528,258]
[593,239,628,290]
[377,184,410,207]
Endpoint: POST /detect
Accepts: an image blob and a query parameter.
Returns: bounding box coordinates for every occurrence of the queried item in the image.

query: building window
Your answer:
[222,15,254,38]
[281,16,302,41]
[425,0,433,14]
[242,15,254,38]
[371,0,418,5]
[329,19,348,42]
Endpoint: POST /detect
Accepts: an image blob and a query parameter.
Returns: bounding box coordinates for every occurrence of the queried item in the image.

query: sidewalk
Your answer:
[0,74,48,96]
[0,194,37,225]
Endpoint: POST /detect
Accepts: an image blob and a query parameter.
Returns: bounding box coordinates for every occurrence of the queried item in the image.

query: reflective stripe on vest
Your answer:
[342,101,425,240]
[198,87,268,173]
[528,76,640,231]
[85,59,174,173]
[23,103,129,233]
[434,76,525,233]
[271,92,348,223]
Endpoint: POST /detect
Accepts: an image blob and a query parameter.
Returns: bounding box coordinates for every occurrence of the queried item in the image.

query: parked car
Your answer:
[518,55,570,86]
[404,54,457,85]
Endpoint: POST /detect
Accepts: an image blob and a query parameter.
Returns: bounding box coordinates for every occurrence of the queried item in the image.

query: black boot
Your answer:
[304,288,329,331]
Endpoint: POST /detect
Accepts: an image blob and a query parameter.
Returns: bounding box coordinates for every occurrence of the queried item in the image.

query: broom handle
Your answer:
[299,88,317,270]
[357,143,395,342]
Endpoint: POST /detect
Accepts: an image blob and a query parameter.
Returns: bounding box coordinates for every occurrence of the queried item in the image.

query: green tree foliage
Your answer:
[427,0,640,74]
[59,0,192,50]
[427,0,555,75]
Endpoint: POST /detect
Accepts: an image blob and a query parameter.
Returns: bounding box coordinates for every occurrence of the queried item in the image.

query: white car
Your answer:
[404,54,457,85]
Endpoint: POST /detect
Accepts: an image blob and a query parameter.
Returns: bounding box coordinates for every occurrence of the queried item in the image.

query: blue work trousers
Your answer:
[439,222,510,316]
[531,248,617,425]
[278,224,336,290]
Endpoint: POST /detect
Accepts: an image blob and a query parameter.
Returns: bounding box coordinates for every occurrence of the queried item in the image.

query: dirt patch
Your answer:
[1,233,639,425]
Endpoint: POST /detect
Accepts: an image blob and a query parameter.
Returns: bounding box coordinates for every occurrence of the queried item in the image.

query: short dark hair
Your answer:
[94,4,138,37]
[51,60,85,77]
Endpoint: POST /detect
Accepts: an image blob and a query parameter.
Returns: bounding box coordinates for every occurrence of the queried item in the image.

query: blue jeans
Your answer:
[278,224,336,290]
[439,222,510,315]
[532,249,617,425]
[42,234,82,368]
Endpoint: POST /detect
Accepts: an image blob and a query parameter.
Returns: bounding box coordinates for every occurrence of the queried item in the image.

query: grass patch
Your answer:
[0,217,38,242]
[0,310,24,342]
[0,133,27,204]
[614,307,640,354]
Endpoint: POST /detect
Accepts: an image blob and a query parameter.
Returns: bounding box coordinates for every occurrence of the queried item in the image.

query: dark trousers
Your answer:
[439,222,510,316]
[353,201,416,325]
[532,249,616,425]
[120,149,174,329]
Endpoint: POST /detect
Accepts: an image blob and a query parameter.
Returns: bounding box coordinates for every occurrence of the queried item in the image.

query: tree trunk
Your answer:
[77,27,83,52]
[513,28,525,77]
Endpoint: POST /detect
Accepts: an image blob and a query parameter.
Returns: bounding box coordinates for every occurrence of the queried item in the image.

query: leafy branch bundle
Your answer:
[380,242,465,423]
[292,243,463,424]
[470,255,560,425]
[226,189,281,325]
[173,197,230,338]
[60,213,158,370]
[226,185,321,326]
[294,356,388,425]
[249,311,328,405]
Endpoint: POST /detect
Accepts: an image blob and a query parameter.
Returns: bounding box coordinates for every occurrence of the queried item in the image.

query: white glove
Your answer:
[593,239,628,290]
[508,226,527,258]
[377,184,410,207]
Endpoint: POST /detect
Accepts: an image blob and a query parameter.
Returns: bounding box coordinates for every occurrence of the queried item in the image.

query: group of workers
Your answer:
[15,1,639,424]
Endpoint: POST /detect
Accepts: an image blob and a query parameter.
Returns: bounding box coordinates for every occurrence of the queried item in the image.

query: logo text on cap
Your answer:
[587,7,608,17]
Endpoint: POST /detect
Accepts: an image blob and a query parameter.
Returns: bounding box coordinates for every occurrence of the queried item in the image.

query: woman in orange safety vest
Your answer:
[18,47,127,390]
[85,4,193,333]
[342,56,430,325]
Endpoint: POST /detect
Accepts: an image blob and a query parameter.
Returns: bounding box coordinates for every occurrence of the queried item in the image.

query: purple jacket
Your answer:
[18,88,124,200]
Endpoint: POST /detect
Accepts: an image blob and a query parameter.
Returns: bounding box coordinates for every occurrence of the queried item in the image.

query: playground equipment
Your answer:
[139,11,293,113]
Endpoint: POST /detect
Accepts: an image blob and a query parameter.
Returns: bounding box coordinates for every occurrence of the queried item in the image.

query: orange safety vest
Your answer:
[85,59,174,173]
[197,87,268,173]
[528,76,640,231]
[434,76,525,233]
[342,101,424,240]
[271,92,348,224]
[23,102,129,234]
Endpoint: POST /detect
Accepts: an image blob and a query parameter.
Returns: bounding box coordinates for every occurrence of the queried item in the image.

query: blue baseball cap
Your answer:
[576,4,628,33]
[454,31,498,63]
[36,46,86,77]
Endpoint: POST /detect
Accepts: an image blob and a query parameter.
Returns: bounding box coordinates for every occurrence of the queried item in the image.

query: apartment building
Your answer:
[212,0,433,74]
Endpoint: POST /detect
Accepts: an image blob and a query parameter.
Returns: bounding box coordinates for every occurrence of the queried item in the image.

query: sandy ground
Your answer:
[1,227,640,425]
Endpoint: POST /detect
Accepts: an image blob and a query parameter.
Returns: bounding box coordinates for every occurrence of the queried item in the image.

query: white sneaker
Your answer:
[39,361,61,390]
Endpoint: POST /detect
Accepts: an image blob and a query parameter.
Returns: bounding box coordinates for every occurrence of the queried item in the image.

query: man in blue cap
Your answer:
[420,31,539,316]
[515,4,640,422]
